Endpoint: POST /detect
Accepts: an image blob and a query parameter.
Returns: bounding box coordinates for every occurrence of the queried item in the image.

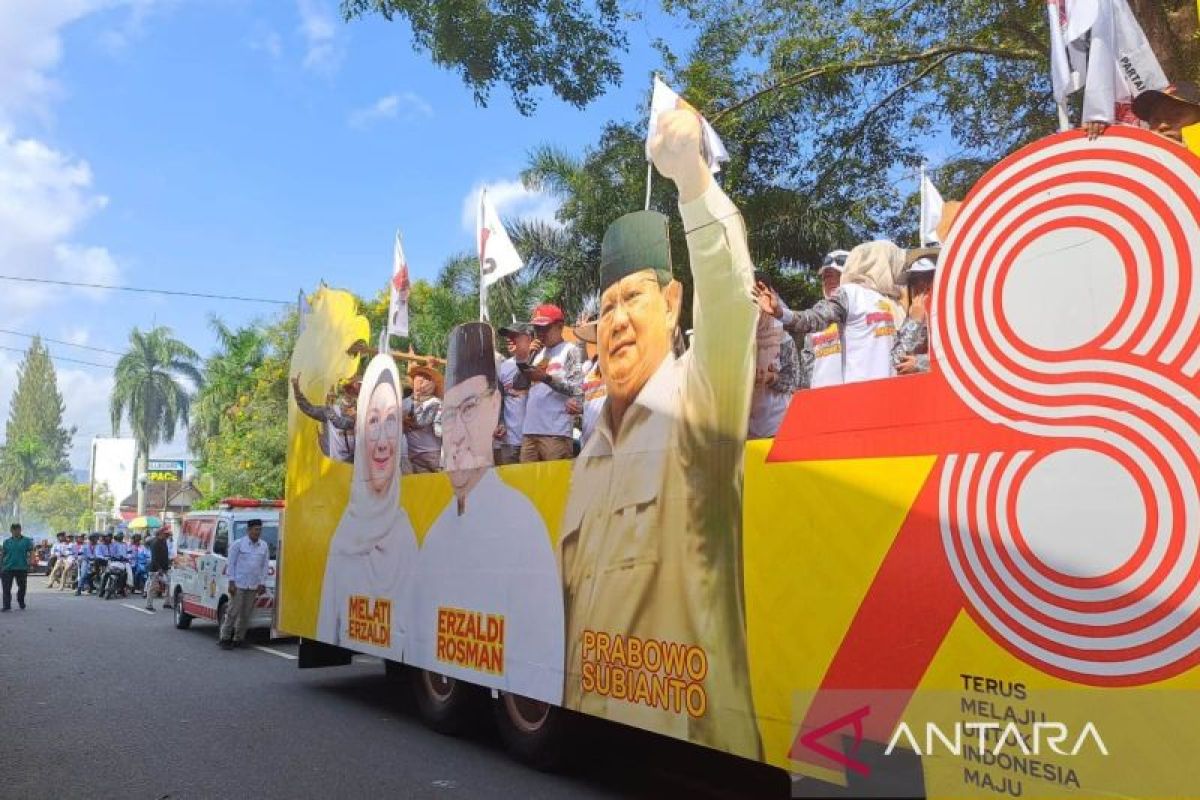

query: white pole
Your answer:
[919,163,928,248]
[644,162,653,210]
[1056,101,1071,133]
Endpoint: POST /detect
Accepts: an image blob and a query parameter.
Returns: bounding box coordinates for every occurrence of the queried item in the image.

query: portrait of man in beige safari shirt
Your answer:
[559,107,761,759]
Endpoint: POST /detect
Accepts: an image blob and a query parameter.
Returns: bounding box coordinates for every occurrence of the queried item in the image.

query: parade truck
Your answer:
[170,498,282,635]
[276,128,1200,799]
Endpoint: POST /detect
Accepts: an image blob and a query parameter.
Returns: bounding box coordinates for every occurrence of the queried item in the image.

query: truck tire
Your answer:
[491,693,570,770]
[173,590,192,629]
[412,670,475,735]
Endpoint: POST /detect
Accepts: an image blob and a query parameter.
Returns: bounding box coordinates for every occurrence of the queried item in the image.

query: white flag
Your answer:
[920,172,945,246]
[388,231,411,339]
[645,76,729,174]
[1050,0,1168,125]
[477,189,524,289]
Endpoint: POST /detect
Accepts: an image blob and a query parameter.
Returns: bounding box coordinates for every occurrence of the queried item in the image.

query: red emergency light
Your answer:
[219,497,285,509]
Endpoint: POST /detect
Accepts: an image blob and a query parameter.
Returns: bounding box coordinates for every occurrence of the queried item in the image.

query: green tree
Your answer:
[340,0,627,113]
[20,479,112,535]
[344,1,1197,115]
[189,318,268,455]
[194,312,297,506]
[110,327,202,475]
[0,337,74,514]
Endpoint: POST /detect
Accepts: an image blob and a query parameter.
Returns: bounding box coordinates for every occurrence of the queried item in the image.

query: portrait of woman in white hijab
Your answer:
[317,354,418,660]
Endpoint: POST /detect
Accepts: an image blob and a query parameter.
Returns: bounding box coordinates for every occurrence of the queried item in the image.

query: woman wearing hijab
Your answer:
[317,354,418,660]
[753,240,905,386]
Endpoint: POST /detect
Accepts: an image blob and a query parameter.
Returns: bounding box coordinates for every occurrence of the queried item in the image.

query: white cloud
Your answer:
[297,0,342,75]
[348,91,433,129]
[250,28,283,60]
[0,129,120,323]
[0,0,104,122]
[0,3,141,470]
[97,0,165,54]
[460,179,562,234]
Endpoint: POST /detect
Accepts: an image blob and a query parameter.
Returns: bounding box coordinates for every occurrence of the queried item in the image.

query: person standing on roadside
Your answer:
[145,528,173,611]
[1,523,35,611]
[218,519,271,650]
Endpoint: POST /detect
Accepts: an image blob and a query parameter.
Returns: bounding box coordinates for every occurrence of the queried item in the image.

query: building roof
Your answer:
[118,480,202,513]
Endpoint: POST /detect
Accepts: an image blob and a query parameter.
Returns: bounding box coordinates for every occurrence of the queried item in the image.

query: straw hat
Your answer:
[407,363,444,398]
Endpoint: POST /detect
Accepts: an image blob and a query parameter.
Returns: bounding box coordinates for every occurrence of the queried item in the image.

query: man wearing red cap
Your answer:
[519,303,583,462]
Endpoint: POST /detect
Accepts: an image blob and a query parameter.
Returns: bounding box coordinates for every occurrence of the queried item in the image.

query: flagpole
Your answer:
[479,190,488,322]
[919,163,928,248]
[1056,101,1071,133]
[645,73,657,211]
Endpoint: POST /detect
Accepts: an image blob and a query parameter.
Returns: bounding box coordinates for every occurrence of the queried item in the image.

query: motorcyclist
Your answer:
[76,533,101,595]
[106,532,132,597]
[46,532,71,588]
[130,534,151,594]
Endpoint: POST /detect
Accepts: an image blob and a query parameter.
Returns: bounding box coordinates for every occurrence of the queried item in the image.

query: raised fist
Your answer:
[648,108,711,203]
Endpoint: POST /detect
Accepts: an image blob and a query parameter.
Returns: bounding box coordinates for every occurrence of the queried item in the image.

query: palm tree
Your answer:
[189,317,267,454]
[110,326,203,476]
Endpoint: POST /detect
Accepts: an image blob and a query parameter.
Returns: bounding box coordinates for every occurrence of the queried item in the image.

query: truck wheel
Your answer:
[216,598,228,635]
[413,670,475,735]
[492,693,570,770]
[173,590,192,629]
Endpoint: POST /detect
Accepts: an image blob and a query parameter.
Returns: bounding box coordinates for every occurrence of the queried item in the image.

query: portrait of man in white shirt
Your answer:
[410,322,564,704]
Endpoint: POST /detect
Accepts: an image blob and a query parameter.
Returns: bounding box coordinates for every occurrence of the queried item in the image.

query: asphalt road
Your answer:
[0,581,790,800]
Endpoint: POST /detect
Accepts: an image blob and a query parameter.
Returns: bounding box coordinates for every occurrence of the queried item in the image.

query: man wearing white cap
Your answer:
[755,241,904,387]
[798,250,850,389]
[896,256,937,375]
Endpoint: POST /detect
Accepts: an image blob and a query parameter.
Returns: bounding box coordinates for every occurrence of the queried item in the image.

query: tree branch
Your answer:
[709,43,1041,124]
[806,53,955,198]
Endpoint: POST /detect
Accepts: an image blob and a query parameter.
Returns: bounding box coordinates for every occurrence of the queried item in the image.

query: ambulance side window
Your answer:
[214,521,229,557]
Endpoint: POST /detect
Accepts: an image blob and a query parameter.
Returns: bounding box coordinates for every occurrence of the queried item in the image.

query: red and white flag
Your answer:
[477,189,524,290]
[388,230,411,339]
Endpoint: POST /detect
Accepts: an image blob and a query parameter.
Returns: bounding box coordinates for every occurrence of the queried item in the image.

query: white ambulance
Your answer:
[170,498,282,635]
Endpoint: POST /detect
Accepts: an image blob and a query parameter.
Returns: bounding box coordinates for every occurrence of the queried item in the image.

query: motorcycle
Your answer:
[98,559,130,600]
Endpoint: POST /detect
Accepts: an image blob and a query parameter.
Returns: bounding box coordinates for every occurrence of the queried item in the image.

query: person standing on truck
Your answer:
[218,519,271,650]
[559,108,761,759]
[755,240,905,386]
[145,528,173,611]
[291,374,357,463]
[405,364,443,473]
[494,323,533,466]
[411,322,564,703]
[519,304,583,463]
[1132,82,1200,151]
[318,354,418,660]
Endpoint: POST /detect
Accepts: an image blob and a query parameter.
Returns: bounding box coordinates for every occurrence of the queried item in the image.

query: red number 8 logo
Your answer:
[934,127,1200,685]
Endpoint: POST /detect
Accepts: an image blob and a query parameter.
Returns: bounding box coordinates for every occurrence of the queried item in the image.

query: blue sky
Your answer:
[0,0,673,469]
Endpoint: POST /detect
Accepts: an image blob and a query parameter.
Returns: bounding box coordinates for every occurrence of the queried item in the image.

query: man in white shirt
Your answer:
[219,519,271,650]
[495,323,533,465]
[520,304,583,462]
[412,322,564,703]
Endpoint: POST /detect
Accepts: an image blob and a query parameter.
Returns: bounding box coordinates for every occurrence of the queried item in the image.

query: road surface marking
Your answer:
[252,644,298,660]
[121,603,156,616]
